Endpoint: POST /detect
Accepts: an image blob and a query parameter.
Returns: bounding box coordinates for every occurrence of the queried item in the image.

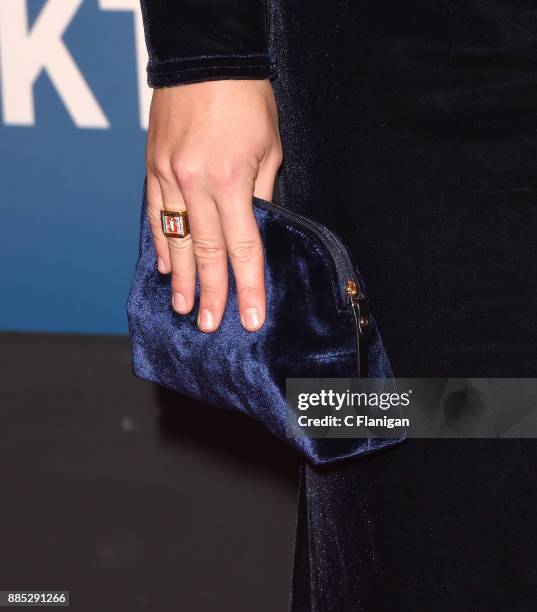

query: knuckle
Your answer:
[238,285,261,299]
[152,234,168,249]
[200,285,223,300]
[208,163,244,192]
[147,207,161,224]
[168,234,192,252]
[192,239,226,262]
[172,156,203,189]
[151,156,172,179]
[229,239,262,264]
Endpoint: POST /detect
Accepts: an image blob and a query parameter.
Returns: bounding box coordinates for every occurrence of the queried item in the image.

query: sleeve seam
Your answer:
[149,62,271,78]
[148,52,270,67]
[150,73,275,88]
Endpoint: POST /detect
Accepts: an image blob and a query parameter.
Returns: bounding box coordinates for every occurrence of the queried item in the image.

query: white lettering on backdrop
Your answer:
[0,0,150,129]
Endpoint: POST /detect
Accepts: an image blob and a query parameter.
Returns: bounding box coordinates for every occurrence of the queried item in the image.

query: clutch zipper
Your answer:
[253,198,370,377]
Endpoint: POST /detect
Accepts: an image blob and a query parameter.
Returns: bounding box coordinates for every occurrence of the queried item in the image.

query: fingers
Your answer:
[151,160,197,315]
[146,173,171,274]
[216,181,266,332]
[148,155,279,333]
[182,188,229,333]
[167,212,196,316]
[146,94,282,333]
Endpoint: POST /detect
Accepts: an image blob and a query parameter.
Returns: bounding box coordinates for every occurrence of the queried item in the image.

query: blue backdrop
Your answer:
[0,0,149,334]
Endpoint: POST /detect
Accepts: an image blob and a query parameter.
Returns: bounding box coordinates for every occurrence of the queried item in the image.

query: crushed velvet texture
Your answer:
[140,0,275,87]
[127,193,398,465]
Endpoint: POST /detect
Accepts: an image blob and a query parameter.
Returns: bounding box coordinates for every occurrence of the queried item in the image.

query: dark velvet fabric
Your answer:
[128,194,399,465]
[138,0,537,609]
[264,1,537,610]
[140,0,275,86]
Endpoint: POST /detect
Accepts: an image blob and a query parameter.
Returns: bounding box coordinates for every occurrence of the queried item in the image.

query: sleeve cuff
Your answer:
[147,55,278,88]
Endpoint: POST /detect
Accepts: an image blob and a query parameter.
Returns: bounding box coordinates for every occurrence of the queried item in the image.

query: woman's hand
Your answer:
[145,79,282,332]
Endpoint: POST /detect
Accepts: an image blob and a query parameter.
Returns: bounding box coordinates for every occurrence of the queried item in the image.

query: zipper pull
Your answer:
[346,279,370,378]
[346,280,370,336]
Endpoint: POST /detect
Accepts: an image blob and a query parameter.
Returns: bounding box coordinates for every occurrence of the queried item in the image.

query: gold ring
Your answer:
[161,209,190,238]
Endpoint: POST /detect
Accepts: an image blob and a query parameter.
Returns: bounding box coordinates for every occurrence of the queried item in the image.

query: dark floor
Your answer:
[0,333,298,612]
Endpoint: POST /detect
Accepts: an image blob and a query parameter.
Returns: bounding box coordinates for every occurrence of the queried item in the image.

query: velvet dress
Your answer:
[140,1,537,610]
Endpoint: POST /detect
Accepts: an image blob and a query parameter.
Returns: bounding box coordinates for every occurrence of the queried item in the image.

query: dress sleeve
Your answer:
[140,0,276,88]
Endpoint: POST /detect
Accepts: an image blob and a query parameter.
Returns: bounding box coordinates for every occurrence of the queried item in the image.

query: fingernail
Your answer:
[172,293,187,313]
[198,309,215,331]
[242,307,261,331]
[157,257,166,273]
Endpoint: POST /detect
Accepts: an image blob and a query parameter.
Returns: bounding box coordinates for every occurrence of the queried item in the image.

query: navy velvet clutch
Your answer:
[127,190,399,465]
